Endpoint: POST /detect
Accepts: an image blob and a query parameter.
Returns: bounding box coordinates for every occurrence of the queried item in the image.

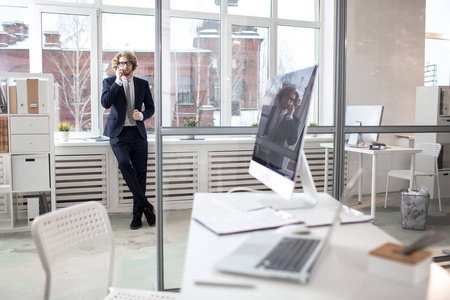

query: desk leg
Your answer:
[371,155,377,219]
[358,153,362,204]
[324,148,329,193]
[410,153,416,189]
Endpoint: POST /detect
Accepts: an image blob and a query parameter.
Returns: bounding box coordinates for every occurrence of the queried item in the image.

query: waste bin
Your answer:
[400,189,430,231]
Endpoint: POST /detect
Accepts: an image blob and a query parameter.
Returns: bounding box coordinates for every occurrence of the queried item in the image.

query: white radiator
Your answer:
[55,154,108,208]
[52,142,333,211]
[118,151,199,206]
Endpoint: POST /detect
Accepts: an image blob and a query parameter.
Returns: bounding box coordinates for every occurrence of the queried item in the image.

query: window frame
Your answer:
[165,0,324,128]
[34,4,98,138]
[3,0,324,133]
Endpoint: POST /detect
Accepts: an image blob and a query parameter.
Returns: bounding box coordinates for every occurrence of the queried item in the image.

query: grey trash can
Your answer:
[400,190,430,231]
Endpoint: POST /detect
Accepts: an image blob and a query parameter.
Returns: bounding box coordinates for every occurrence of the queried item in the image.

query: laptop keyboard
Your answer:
[257,237,320,273]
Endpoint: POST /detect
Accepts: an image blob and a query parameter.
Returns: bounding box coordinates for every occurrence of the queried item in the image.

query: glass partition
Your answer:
[343,0,450,226]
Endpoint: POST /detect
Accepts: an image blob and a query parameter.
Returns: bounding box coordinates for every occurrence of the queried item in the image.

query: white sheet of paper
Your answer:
[194,207,304,235]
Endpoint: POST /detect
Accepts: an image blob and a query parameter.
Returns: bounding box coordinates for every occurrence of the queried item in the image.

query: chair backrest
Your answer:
[32,201,115,300]
[416,142,442,158]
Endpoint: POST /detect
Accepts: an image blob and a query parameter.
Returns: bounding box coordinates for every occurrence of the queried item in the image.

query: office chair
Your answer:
[384,142,442,212]
[31,201,180,300]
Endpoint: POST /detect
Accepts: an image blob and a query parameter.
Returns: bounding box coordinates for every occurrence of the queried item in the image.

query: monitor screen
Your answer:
[345,105,384,143]
[249,65,318,204]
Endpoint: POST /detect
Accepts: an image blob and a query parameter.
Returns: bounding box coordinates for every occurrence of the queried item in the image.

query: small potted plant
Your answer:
[182,119,198,139]
[56,121,72,142]
[250,122,259,138]
[309,122,317,137]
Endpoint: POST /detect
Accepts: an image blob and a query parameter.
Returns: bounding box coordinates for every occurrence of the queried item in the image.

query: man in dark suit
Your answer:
[101,51,155,230]
[254,85,301,171]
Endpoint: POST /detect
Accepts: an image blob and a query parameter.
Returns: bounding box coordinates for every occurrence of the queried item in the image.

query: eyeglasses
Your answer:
[118,61,132,66]
[283,95,296,102]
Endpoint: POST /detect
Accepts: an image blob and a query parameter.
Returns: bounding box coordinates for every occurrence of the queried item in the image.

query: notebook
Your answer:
[214,205,342,283]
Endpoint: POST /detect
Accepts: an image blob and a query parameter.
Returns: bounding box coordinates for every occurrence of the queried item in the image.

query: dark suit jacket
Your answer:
[262,105,300,146]
[101,76,155,138]
[253,105,300,170]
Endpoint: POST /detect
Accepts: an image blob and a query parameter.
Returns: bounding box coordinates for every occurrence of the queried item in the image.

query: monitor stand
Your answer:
[257,151,318,210]
[348,133,365,148]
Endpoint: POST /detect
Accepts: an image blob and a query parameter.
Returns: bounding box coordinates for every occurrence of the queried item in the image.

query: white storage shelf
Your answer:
[0,73,55,233]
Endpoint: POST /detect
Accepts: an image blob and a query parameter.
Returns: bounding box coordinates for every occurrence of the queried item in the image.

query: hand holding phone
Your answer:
[116,65,123,80]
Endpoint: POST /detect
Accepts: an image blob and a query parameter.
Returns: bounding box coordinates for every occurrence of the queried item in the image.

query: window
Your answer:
[101,12,155,131]
[45,0,94,3]
[231,25,268,126]
[1,1,325,130]
[42,12,93,132]
[231,76,246,102]
[177,76,194,105]
[212,79,220,107]
[169,17,221,127]
[277,26,318,74]
[277,25,319,124]
[142,75,154,94]
[0,6,29,73]
[102,0,153,8]
[425,0,450,86]
[171,0,219,13]
[278,0,320,22]
[228,0,271,17]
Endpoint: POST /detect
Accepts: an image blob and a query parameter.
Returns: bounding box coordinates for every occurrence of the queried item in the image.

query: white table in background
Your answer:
[320,143,422,219]
[180,192,450,300]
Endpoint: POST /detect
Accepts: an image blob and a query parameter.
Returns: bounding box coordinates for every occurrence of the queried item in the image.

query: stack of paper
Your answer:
[194,207,305,235]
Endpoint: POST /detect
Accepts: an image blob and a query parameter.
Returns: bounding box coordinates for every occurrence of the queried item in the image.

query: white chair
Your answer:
[384,142,442,212]
[31,201,180,300]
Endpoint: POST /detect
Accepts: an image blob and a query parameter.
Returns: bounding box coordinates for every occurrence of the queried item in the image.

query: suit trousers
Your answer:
[110,126,150,214]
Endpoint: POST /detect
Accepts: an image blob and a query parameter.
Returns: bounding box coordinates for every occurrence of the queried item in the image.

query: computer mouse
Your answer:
[276,224,310,235]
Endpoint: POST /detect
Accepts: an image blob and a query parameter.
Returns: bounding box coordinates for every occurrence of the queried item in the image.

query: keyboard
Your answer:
[257,237,320,272]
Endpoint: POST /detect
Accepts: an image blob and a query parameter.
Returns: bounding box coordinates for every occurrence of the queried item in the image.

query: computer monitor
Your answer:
[345,105,384,147]
[249,65,318,210]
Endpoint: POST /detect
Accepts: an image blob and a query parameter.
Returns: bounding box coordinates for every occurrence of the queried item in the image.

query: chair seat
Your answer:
[105,287,180,300]
[388,170,436,181]
[384,142,442,212]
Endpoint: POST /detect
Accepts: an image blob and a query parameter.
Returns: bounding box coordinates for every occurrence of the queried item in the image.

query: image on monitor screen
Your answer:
[345,105,384,147]
[249,65,318,208]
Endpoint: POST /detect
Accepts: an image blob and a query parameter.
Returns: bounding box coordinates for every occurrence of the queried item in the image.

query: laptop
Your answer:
[214,205,342,283]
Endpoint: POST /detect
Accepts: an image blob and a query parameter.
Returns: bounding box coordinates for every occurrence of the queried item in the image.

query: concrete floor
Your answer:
[0,192,449,299]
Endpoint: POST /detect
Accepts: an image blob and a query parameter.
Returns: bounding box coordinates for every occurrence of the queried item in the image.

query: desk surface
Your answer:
[320,143,421,219]
[320,143,422,155]
[180,192,450,300]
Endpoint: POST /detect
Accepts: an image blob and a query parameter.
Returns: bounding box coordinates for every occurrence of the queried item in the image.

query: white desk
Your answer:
[321,143,422,219]
[180,192,450,300]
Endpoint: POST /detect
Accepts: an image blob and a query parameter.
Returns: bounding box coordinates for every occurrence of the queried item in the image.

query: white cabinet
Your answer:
[0,73,55,232]
[12,154,50,190]
[415,86,450,199]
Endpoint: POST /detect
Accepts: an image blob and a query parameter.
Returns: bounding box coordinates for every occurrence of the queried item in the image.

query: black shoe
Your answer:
[130,212,142,230]
[142,205,156,227]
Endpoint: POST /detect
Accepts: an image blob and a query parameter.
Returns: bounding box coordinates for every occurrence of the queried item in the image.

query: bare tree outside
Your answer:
[42,13,92,132]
